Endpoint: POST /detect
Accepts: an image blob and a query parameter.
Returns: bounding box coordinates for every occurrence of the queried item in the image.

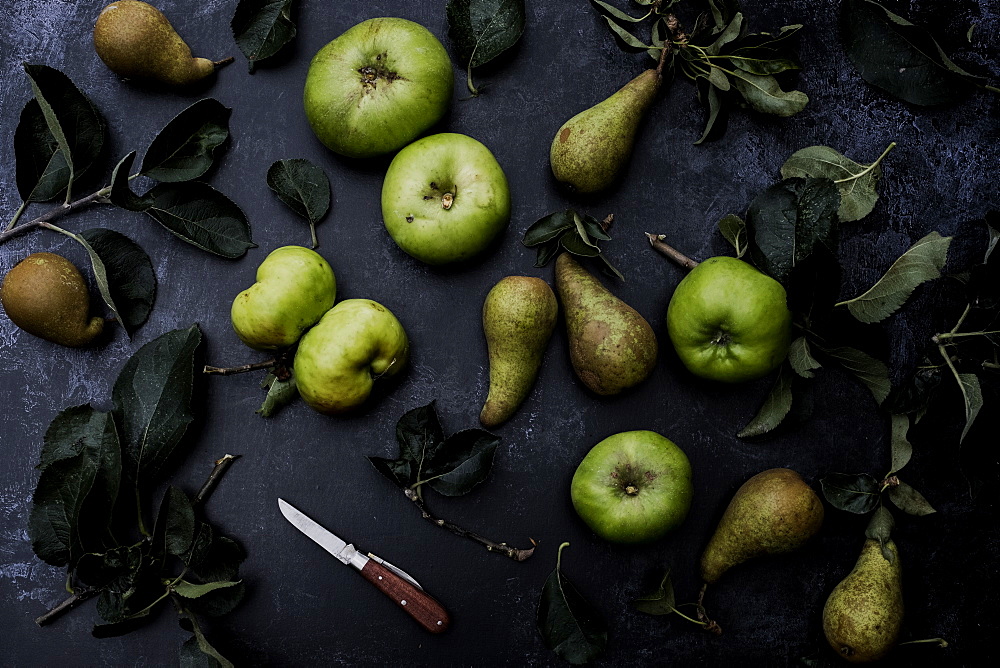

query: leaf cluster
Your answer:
[536,543,607,665]
[28,327,244,665]
[522,210,623,280]
[447,0,526,95]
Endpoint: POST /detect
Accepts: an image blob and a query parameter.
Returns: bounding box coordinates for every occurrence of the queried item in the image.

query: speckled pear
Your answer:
[480,276,558,427]
[823,539,903,663]
[554,253,657,395]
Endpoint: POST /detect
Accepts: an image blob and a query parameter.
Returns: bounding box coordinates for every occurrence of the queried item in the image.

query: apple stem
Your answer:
[625,485,639,496]
[441,192,454,210]
[403,488,535,562]
[645,233,699,270]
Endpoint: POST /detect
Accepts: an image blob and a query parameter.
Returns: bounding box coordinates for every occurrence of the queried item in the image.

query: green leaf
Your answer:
[838,232,951,323]
[717,214,747,258]
[257,372,298,418]
[174,580,242,599]
[189,536,245,584]
[140,99,231,182]
[180,636,223,668]
[369,402,444,489]
[13,100,75,204]
[648,16,669,62]
[534,240,561,268]
[589,0,649,23]
[633,569,677,616]
[231,0,297,73]
[80,228,156,336]
[694,83,723,145]
[523,211,575,247]
[737,364,794,438]
[729,69,808,117]
[577,214,612,242]
[955,372,983,443]
[820,346,891,404]
[113,326,202,489]
[865,505,895,563]
[841,0,985,106]
[788,337,822,379]
[820,472,881,514]
[153,486,196,557]
[705,12,744,56]
[92,616,153,638]
[182,619,234,668]
[746,177,840,283]
[600,16,654,52]
[888,414,912,475]
[108,152,152,212]
[447,0,526,93]
[780,144,894,222]
[888,480,936,516]
[536,543,607,664]
[266,158,331,248]
[144,182,256,258]
[560,230,601,257]
[422,429,500,496]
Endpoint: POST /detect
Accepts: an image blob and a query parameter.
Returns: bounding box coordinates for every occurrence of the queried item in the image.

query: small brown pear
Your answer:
[555,253,657,395]
[1,252,104,347]
[699,468,824,584]
[481,276,558,428]
[823,539,903,663]
[93,1,229,86]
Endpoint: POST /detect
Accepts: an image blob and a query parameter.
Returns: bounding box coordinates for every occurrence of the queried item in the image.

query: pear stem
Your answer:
[203,359,278,376]
[213,57,235,69]
[193,454,240,508]
[899,638,949,648]
[0,186,111,246]
[645,233,699,270]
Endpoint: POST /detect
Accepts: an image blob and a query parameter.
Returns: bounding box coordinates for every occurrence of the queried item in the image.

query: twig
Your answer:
[35,589,97,627]
[203,360,277,376]
[403,488,534,562]
[694,583,722,635]
[0,187,110,246]
[645,233,699,269]
[193,454,240,508]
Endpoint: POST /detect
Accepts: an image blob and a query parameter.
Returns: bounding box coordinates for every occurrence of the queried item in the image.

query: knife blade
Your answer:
[277,498,450,634]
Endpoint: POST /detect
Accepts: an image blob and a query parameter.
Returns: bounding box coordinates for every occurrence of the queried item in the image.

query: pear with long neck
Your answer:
[550,68,661,193]
[480,276,559,427]
[823,539,903,663]
[93,1,229,86]
[555,253,657,395]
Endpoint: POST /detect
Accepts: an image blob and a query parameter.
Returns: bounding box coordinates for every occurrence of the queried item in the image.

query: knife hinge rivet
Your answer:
[401,600,407,605]
[378,576,382,580]
[437,621,442,625]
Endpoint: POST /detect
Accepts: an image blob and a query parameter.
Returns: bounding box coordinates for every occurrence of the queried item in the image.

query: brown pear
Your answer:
[699,468,824,583]
[555,253,657,395]
[93,1,227,86]
[1,253,104,347]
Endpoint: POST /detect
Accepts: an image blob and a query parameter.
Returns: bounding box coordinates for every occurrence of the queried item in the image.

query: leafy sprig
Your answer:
[522,210,623,279]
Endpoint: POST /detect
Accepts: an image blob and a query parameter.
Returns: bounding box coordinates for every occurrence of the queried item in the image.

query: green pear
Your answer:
[823,539,903,663]
[700,468,824,584]
[1,252,104,347]
[554,253,657,395]
[549,69,661,193]
[294,299,409,414]
[231,246,336,351]
[93,1,228,86]
[480,276,558,427]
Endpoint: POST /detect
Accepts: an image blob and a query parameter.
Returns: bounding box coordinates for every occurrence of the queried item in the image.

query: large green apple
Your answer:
[571,431,693,544]
[293,299,409,414]
[666,256,792,383]
[231,246,336,351]
[381,133,511,265]
[303,17,453,158]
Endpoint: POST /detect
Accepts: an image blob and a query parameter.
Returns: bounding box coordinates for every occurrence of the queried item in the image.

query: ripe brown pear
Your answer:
[823,539,903,663]
[700,468,824,583]
[554,253,657,395]
[549,69,661,193]
[93,1,228,86]
[480,276,558,428]
[1,253,104,347]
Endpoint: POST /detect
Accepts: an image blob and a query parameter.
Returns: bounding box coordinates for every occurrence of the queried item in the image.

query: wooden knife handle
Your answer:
[358,559,450,633]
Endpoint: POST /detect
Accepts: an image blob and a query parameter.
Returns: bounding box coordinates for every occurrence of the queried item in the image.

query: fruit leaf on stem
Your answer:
[536,543,607,664]
[524,210,623,279]
[80,228,156,336]
[266,158,331,248]
[820,472,881,514]
[139,99,231,182]
[780,143,895,222]
[737,364,795,438]
[258,372,299,418]
[865,505,896,563]
[231,0,297,73]
[447,0,526,95]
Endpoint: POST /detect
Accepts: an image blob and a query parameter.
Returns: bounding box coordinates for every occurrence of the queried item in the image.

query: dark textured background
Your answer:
[1,0,998,665]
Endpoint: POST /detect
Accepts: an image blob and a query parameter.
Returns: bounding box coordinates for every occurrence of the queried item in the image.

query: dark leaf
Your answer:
[523,211,575,247]
[597,254,625,281]
[152,486,196,557]
[534,240,561,268]
[820,472,881,514]
[447,0,526,68]
[704,12,744,56]
[80,228,157,335]
[108,152,152,212]
[841,0,985,106]
[13,100,72,203]
[589,0,650,24]
[266,158,331,248]
[232,0,297,73]
[888,480,936,516]
[422,429,500,496]
[257,371,298,418]
[578,214,612,242]
[737,364,794,438]
[648,16,669,62]
[865,505,895,563]
[180,636,223,668]
[182,622,234,668]
[174,580,241,599]
[820,345,891,405]
[536,543,607,664]
[694,82,723,145]
[729,69,808,117]
[184,522,215,568]
[395,402,446,477]
[717,214,747,258]
[76,546,137,589]
[885,364,941,417]
[780,144,892,222]
[788,337,822,379]
[560,230,601,257]
[140,99,231,182]
[601,15,654,52]
[187,582,246,618]
[746,177,840,283]
[952,372,983,443]
[633,569,676,616]
[367,456,413,489]
[112,325,202,488]
[189,536,245,584]
[888,414,912,475]
[92,616,153,638]
[144,182,255,258]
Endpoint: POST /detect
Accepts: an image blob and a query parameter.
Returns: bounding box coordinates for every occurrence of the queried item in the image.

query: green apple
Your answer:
[303,17,453,158]
[666,256,792,383]
[382,133,511,265]
[231,246,336,351]
[571,431,693,544]
[293,299,409,414]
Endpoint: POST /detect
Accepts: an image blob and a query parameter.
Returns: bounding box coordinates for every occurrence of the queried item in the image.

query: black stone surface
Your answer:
[1,0,998,665]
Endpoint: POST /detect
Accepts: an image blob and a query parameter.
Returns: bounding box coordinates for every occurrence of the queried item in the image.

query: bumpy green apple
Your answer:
[382,133,511,265]
[666,257,792,383]
[231,246,336,351]
[294,299,409,414]
[303,17,453,158]
[571,431,693,544]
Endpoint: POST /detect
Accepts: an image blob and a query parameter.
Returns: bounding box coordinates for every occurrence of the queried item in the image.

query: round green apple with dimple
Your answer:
[303,17,453,159]
[231,246,336,351]
[382,132,511,265]
[571,430,693,544]
[667,256,792,383]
